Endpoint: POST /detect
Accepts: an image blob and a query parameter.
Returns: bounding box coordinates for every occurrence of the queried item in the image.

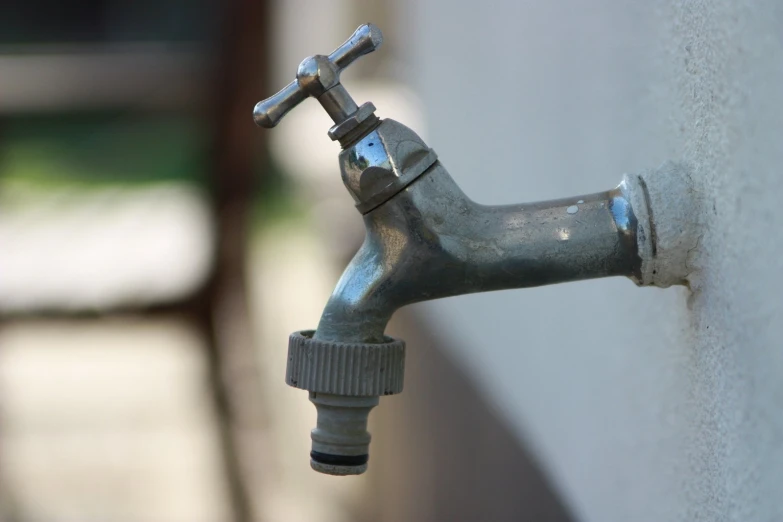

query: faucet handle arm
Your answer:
[253,23,382,131]
[252,80,308,128]
[329,23,383,70]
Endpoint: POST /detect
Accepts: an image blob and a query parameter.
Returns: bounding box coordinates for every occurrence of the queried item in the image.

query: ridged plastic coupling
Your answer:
[286,330,405,396]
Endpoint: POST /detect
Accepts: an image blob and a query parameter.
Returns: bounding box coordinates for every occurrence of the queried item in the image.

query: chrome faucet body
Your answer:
[317,154,641,344]
[254,24,696,476]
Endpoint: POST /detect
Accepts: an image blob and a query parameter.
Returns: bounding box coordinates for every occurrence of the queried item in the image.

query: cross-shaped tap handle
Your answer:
[253,23,382,131]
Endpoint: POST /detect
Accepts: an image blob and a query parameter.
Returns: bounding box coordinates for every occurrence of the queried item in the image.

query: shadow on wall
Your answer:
[359,309,574,522]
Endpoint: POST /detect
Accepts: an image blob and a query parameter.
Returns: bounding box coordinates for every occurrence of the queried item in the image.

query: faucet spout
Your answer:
[297,161,648,475]
[314,162,641,344]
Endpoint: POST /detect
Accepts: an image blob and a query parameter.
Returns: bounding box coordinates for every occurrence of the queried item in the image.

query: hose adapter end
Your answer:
[286,330,405,475]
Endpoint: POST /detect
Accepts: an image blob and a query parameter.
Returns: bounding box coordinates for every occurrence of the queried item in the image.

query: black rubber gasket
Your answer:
[310,451,369,466]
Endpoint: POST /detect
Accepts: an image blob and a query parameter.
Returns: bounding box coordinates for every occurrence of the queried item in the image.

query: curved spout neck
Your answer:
[314,163,641,343]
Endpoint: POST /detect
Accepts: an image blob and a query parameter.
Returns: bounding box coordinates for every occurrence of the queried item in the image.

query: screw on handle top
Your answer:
[253,23,382,132]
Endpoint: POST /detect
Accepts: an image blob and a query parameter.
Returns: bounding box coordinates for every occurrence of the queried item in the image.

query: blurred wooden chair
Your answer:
[0,1,270,520]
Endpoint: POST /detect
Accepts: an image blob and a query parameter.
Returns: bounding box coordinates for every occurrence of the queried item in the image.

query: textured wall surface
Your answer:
[399,1,783,520]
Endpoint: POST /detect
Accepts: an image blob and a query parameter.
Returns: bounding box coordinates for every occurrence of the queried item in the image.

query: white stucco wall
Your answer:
[399,1,783,520]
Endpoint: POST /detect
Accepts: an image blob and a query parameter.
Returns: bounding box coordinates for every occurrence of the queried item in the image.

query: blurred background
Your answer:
[4,1,782,522]
[0,1,571,521]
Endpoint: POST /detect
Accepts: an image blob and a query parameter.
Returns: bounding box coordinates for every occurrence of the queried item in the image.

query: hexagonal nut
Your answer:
[328,102,377,141]
[297,55,340,96]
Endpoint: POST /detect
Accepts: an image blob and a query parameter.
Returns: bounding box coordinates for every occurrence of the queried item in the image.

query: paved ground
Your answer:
[0,317,231,522]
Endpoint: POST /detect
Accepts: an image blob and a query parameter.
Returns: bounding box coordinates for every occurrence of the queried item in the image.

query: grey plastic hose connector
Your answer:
[286,330,405,475]
[286,330,405,396]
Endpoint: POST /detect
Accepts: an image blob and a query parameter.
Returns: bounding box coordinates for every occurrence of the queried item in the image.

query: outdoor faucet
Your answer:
[253,24,699,475]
